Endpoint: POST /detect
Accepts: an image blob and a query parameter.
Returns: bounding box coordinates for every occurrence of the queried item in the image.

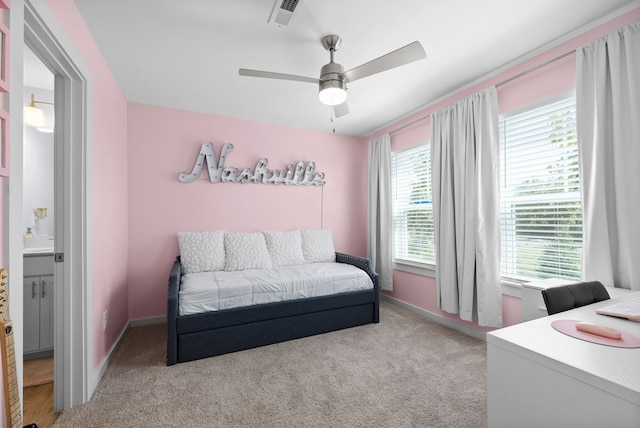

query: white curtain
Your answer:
[367,133,393,291]
[576,21,640,291]
[431,87,502,327]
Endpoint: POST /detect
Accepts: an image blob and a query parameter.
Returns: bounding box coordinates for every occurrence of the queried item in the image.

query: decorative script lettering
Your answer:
[178,143,326,186]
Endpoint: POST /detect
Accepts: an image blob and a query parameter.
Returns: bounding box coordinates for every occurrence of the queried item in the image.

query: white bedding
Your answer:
[179,262,374,316]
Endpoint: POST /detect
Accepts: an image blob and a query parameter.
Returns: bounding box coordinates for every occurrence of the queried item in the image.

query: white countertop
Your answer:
[23,247,54,255]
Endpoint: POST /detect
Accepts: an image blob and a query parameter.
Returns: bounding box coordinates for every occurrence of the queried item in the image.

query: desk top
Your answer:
[488,291,640,405]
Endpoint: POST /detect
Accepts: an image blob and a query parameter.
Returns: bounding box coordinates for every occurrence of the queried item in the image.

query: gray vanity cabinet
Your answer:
[23,254,54,354]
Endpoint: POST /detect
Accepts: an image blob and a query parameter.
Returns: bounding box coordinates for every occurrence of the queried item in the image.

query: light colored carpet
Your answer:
[23,356,54,387]
[53,301,487,427]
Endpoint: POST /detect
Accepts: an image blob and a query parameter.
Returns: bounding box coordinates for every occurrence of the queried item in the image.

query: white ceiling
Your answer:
[72,0,638,137]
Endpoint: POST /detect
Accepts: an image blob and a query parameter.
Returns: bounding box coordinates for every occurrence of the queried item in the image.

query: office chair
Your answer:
[541,281,610,315]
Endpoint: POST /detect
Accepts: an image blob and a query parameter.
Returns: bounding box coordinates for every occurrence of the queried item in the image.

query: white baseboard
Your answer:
[91,315,168,392]
[381,294,487,341]
[91,324,127,394]
[130,315,166,327]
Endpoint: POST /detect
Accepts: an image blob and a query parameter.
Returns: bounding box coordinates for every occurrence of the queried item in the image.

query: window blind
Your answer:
[500,96,582,280]
[391,144,435,265]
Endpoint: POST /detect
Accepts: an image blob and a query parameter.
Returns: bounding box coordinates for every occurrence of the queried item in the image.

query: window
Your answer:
[499,96,582,281]
[391,144,435,265]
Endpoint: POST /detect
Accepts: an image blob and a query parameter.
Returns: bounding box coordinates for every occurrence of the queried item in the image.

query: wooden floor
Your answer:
[23,357,58,428]
[24,383,57,427]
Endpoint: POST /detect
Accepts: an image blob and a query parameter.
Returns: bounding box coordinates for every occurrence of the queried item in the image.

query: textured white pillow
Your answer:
[178,231,225,274]
[224,232,273,271]
[300,229,336,263]
[263,230,305,267]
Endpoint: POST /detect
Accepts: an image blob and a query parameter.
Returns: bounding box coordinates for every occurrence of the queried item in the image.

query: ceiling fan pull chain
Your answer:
[330,107,336,133]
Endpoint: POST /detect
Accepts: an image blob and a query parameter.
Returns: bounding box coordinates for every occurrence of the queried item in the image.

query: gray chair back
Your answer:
[541,281,610,315]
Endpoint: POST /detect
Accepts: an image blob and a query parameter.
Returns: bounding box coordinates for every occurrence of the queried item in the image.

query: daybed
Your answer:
[167,229,379,365]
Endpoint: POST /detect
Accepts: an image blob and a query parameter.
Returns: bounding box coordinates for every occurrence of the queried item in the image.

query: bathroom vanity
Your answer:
[23,250,54,357]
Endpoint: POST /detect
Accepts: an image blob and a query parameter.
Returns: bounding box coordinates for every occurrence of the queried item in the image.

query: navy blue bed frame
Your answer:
[167,253,379,365]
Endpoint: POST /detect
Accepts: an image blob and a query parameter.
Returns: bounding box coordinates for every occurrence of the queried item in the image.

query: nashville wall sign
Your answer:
[178,142,326,186]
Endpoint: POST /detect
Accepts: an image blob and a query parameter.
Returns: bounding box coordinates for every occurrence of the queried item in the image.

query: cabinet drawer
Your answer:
[24,255,54,276]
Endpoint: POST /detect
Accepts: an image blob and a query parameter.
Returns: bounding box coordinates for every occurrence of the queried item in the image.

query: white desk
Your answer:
[487,291,640,428]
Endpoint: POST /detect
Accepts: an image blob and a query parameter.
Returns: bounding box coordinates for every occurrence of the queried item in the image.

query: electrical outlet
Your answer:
[103,310,108,330]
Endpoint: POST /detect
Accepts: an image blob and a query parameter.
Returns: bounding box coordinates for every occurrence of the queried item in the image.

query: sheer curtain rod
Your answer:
[388,49,576,136]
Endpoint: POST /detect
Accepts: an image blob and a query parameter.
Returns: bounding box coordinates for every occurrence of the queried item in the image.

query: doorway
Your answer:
[22,43,55,425]
[12,0,94,413]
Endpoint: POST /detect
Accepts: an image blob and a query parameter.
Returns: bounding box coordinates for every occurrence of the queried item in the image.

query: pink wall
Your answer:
[126,103,367,319]
[0,1,631,422]
[44,0,129,368]
[373,7,640,332]
[29,0,640,375]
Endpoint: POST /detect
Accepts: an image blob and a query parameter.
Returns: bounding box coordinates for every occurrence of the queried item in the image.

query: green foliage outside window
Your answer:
[503,103,583,280]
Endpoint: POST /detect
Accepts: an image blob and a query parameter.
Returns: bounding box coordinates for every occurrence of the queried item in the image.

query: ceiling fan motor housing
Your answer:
[319,62,347,105]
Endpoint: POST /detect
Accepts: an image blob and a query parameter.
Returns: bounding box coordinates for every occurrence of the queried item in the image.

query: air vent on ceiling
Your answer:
[268,0,304,27]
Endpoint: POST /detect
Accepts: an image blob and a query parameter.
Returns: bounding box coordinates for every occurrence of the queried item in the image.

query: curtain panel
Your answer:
[367,133,393,291]
[576,21,640,291]
[431,87,502,327]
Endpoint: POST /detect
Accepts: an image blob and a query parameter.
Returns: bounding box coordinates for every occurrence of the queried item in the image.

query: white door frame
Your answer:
[10,0,93,411]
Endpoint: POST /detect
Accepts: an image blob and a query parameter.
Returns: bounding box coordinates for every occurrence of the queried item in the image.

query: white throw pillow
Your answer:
[224,232,273,271]
[263,230,305,267]
[300,229,335,263]
[178,231,225,274]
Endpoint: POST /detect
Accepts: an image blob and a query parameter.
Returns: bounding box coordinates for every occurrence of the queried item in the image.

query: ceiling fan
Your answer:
[239,35,426,117]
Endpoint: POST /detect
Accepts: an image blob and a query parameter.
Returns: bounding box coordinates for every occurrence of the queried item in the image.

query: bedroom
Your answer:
[3,0,640,426]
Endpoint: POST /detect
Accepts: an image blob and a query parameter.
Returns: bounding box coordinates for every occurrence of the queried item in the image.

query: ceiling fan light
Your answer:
[319,80,347,106]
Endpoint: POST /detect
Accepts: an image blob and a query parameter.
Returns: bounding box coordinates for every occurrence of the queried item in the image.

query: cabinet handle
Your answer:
[41,280,46,298]
[32,281,37,299]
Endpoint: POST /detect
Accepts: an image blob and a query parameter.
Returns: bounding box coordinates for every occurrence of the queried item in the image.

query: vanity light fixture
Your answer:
[24,93,55,132]
[36,207,48,219]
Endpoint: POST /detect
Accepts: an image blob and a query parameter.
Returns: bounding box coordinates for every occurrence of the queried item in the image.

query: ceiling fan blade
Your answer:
[342,41,426,83]
[332,101,350,118]
[239,68,319,84]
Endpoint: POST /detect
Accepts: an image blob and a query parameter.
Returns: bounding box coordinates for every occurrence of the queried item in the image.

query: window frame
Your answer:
[498,89,582,287]
[391,142,436,276]
[387,91,582,295]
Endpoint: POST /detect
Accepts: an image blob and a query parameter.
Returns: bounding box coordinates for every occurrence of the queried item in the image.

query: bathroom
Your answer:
[22,47,55,360]
[23,54,55,254]
[21,44,58,427]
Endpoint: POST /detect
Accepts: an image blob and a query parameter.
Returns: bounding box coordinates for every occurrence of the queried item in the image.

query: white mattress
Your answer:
[179,262,374,316]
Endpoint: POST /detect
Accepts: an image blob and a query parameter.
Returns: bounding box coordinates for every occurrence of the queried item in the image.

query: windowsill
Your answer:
[393,260,435,278]
[393,260,526,298]
[501,280,523,298]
